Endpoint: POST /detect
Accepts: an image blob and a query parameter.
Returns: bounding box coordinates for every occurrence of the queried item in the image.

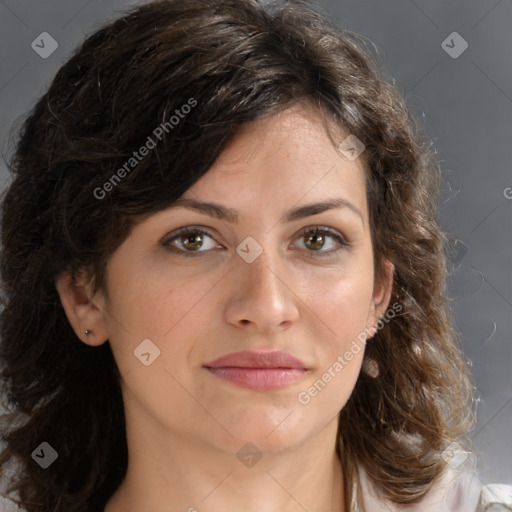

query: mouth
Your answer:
[203,350,310,391]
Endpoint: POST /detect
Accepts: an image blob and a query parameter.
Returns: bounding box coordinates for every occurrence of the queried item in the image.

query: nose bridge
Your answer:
[241,244,286,301]
[226,239,299,332]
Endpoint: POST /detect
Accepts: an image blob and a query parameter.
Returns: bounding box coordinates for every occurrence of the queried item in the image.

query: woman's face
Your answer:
[74,104,393,456]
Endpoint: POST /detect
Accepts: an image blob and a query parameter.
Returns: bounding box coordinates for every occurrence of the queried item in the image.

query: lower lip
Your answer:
[205,367,308,391]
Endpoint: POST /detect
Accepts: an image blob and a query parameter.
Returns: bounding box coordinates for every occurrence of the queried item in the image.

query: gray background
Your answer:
[0,0,510,491]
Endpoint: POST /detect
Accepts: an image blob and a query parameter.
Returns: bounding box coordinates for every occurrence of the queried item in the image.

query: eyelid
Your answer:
[161,225,214,245]
[296,225,349,245]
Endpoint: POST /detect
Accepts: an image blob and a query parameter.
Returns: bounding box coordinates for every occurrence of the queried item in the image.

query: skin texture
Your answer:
[56,104,394,512]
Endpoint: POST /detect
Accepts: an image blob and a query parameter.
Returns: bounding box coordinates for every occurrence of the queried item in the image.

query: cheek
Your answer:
[103,258,222,377]
[293,263,374,410]
[105,256,212,334]
[301,260,375,347]
[295,293,368,417]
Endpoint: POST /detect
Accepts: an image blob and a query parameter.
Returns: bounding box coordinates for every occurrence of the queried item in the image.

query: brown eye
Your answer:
[163,227,220,257]
[294,226,350,258]
[180,232,204,251]
[304,231,326,251]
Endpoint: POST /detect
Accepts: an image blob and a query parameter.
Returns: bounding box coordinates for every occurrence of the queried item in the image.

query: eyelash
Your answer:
[162,225,350,259]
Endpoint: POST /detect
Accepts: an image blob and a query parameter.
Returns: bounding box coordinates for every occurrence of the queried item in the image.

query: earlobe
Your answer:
[55,270,108,346]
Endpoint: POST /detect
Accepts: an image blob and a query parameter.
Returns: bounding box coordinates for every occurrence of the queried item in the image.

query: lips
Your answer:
[204,350,307,369]
[203,350,309,391]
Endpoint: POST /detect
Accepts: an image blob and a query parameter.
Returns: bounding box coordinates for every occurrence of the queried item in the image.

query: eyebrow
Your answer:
[168,197,363,224]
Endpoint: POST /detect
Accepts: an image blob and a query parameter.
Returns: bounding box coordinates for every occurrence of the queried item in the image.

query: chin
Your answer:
[212,407,316,453]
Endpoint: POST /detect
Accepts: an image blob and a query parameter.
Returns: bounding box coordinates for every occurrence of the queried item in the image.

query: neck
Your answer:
[105,416,346,512]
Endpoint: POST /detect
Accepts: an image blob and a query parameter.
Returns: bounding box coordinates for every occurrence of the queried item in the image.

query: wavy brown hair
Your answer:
[0,0,475,510]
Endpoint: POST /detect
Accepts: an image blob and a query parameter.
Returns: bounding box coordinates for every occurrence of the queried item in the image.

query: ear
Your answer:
[366,259,395,332]
[55,270,109,346]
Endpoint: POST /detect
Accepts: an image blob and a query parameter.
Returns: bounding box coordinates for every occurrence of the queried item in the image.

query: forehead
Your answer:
[183,104,369,224]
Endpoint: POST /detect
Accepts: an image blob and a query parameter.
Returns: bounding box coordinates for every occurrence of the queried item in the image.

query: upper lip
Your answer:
[204,350,308,369]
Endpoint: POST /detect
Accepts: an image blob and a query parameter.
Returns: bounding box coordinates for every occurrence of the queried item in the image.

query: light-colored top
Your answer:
[0,494,22,512]
[356,462,483,511]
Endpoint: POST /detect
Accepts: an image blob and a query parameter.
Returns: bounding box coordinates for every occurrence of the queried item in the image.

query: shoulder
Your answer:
[357,459,482,512]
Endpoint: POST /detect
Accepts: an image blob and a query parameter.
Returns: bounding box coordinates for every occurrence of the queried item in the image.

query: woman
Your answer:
[0,0,481,510]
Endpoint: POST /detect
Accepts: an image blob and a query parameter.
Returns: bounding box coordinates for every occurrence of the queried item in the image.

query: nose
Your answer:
[223,249,300,335]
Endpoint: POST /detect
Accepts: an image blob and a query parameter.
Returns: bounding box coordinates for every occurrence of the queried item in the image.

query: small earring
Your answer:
[84,329,92,336]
